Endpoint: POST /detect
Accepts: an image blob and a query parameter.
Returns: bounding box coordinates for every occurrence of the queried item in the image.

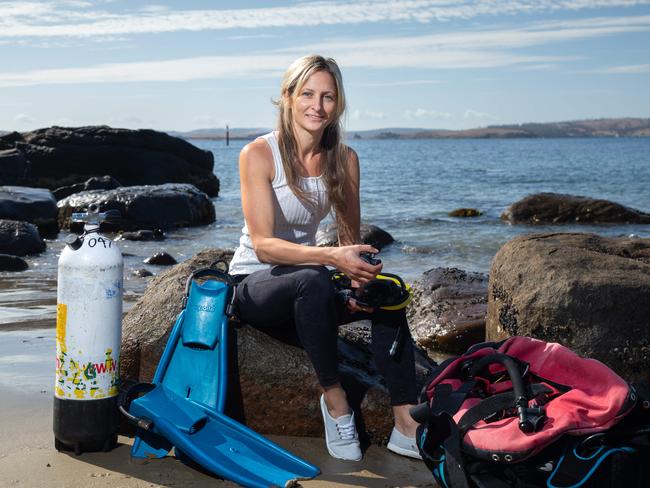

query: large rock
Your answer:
[0,126,219,197]
[121,249,435,442]
[407,267,488,355]
[53,175,122,201]
[0,148,30,185]
[0,254,29,271]
[316,223,394,250]
[0,186,59,237]
[487,233,650,382]
[57,183,215,231]
[502,192,650,224]
[0,219,45,256]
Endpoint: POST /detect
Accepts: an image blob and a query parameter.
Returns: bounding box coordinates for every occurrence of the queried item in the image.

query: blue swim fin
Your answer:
[121,268,320,488]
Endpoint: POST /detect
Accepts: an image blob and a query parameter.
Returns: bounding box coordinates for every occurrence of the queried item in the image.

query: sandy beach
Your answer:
[0,328,432,488]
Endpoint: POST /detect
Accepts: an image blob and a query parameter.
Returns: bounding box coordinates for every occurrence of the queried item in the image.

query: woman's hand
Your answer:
[331,244,382,283]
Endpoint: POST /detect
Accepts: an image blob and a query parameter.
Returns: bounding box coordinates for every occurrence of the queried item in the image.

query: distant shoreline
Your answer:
[2,117,649,141]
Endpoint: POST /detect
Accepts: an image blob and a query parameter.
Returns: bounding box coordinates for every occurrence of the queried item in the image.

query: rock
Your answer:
[57,183,215,231]
[143,252,177,265]
[448,208,482,218]
[316,223,394,250]
[53,175,122,200]
[502,193,650,224]
[407,267,488,355]
[0,186,59,237]
[132,268,153,277]
[121,249,435,442]
[116,229,165,241]
[0,148,31,185]
[0,219,46,256]
[0,126,219,197]
[0,254,28,271]
[486,233,650,383]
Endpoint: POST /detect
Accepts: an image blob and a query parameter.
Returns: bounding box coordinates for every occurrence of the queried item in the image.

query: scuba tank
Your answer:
[54,208,123,454]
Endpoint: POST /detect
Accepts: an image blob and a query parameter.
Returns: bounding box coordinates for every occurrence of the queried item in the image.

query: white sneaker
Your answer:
[319,394,362,461]
[387,427,422,460]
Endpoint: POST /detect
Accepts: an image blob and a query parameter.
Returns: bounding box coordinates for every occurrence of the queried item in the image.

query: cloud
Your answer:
[1,1,649,38]
[14,113,34,123]
[403,109,452,119]
[192,115,227,126]
[350,79,440,87]
[349,109,385,120]
[1,12,648,87]
[463,109,494,120]
[601,63,650,73]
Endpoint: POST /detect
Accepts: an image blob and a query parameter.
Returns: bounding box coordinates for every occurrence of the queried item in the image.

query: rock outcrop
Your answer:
[0,219,45,256]
[487,233,650,382]
[53,175,122,201]
[0,126,219,197]
[407,267,488,355]
[0,186,59,237]
[316,223,394,250]
[57,183,215,231]
[502,193,650,225]
[121,249,435,442]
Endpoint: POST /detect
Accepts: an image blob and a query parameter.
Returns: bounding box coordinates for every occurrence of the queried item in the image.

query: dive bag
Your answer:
[411,336,650,487]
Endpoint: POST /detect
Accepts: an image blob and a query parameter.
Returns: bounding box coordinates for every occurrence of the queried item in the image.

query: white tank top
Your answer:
[228,131,331,275]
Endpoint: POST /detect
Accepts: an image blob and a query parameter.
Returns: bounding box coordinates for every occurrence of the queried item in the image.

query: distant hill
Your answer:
[348,118,650,139]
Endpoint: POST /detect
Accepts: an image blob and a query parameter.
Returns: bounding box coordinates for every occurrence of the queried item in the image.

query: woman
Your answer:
[229,55,420,461]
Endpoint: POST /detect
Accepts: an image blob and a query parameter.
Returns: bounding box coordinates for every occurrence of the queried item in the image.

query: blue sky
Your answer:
[1,0,649,132]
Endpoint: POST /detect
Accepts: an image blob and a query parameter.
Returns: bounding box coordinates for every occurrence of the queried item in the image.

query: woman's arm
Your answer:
[240,142,379,282]
[337,147,362,247]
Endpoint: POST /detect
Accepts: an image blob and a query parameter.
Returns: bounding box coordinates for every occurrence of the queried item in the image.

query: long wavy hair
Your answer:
[274,55,352,240]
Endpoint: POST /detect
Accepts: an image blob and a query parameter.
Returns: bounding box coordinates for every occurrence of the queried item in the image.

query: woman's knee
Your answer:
[291,265,333,297]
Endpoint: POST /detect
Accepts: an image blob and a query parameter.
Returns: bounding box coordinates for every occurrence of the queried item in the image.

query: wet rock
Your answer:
[0,126,219,197]
[143,252,177,265]
[132,268,153,277]
[407,267,488,355]
[0,219,46,256]
[53,175,122,200]
[316,223,394,250]
[0,186,59,237]
[0,148,31,185]
[448,208,482,218]
[0,254,28,271]
[121,249,435,442]
[487,233,650,383]
[116,229,165,241]
[502,193,650,225]
[57,183,215,231]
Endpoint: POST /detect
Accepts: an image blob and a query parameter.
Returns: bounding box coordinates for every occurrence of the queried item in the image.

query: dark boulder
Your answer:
[0,148,31,185]
[53,175,122,200]
[116,229,165,241]
[121,249,435,442]
[0,254,28,271]
[316,223,394,250]
[57,183,215,231]
[502,193,650,224]
[487,233,650,383]
[407,267,488,355]
[448,208,482,218]
[0,219,46,256]
[144,252,177,265]
[0,126,219,197]
[132,268,154,278]
[0,186,59,237]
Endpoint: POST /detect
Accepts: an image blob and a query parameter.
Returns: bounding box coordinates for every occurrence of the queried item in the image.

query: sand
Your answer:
[0,328,433,488]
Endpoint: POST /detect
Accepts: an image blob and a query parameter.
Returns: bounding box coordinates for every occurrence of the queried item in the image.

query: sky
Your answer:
[0,0,649,132]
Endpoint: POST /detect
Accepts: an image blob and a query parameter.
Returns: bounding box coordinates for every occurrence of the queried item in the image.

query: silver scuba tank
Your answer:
[53,208,123,454]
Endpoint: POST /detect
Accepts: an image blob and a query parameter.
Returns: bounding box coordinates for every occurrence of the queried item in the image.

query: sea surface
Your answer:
[2,137,650,329]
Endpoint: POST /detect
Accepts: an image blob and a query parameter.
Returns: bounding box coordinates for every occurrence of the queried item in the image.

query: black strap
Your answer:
[457,384,552,437]
[432,381,479,417]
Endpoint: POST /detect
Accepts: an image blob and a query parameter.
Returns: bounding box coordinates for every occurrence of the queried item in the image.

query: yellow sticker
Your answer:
[56,303,67,351]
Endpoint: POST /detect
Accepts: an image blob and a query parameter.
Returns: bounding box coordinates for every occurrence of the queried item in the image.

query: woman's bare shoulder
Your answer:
[240,138,274,175]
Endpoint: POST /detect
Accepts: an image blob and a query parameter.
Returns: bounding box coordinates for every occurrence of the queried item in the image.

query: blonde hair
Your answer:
[275,55,352,240]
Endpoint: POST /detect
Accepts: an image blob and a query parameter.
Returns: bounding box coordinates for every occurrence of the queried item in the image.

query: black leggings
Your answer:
[234,265,417,405]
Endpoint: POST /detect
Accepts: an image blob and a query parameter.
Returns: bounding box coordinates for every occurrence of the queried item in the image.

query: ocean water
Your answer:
[2,137,649,328]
